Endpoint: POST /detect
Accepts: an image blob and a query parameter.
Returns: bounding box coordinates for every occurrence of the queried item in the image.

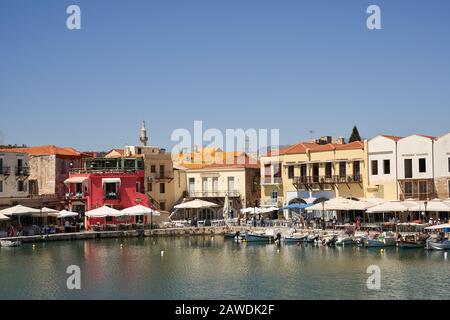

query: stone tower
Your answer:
[140,121,148,146]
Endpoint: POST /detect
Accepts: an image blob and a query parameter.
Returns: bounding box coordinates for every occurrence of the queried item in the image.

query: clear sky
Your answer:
[1,0,449,151]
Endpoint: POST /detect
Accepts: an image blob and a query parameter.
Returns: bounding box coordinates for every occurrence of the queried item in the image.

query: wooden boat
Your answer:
[397,234,429,248]
[224,231,239,239]
[245,231,274,242]
[283,233,308,243]
[322,235,338,246]
[364,232,397,247]
[306,234,319,243]
[336,235,356,246]
[0,240,22,247]
[426,236,450,250]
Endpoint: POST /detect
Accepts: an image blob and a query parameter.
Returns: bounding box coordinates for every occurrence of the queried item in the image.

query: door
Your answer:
[227,177,235,193]
[202,178,208,196]
[188,178,195,196]
[212,177,218,194]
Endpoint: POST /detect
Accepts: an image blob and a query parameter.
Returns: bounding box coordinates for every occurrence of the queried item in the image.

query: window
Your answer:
[273,163,281,180]
[312,163,319,182]
[0,158,3,172]
[227,177,235,192]
[159,183,165,194]
[18,180,25,192]
[419,180,427,196]
[0,180,3,193]
[325,162,332,178]
[371,160,378,175]
[104,182,119,199]
[448,158,450,172]
[159,202,166,211]
[137,148,142,154]
[271,191,278,200]
[212,177,218,193]
[147,181,152,192]
[29,180,38,195]
[339,162,346,178]
[300,164,307,177]
[159,165,165,177]
[150,165,156,173]
[404,159,413,178]
[288,166,294,179]
[353,161,361,178]
[136,181,141,193]
[202,178,208,193]
[188,178,195,194]
[419,158,426,173]
[264,164,271,182]
[383,160,390,175]
[404,181,413,197]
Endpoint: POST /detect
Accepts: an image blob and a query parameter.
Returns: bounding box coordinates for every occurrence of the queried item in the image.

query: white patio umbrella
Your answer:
[0,205,40,217]
[222,193,230,220]
[50,210,79,219]
[419,199,450,212]
[85,206,124,218]
[365,201,416,213]
[121,204,160,216]
[0,213,10,221]
[306,197,362,211]
[174,199,219,221]
[32,207,59,217]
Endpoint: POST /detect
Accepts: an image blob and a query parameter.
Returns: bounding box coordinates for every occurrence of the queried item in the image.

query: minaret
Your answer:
[140,121,148,146]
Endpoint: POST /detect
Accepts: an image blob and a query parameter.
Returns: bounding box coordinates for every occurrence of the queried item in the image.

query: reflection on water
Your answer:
[0,237,448,300]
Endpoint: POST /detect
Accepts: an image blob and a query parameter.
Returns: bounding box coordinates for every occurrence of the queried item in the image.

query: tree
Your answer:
[349,126,362,142]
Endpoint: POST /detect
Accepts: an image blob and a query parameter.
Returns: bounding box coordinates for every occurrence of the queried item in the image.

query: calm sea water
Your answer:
[0,236,448,300]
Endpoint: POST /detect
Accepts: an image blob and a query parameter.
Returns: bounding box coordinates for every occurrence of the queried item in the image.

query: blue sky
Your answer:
[1,0,449,151]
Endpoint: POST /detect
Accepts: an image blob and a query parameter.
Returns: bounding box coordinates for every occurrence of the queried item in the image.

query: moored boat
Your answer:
[426,236,450,250]
[0,240,22,247]
[245,231,274,242]
[397,234,429,249]
[322,234,338,246]
[336,235,356,246]
[283,233,308,243]
[306,234,319,243]
[364,231,396,247]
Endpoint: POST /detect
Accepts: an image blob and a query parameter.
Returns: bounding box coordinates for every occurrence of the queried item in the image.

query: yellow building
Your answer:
[261,140,367,208]
[182,154,260,220]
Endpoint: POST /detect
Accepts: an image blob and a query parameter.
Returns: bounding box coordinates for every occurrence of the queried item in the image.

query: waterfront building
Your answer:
[260,138,367,210]
[182,154,260,220]
[434,133,450,199]
[0,151,30,208]
[366,135,403,200]
[65,155,149,215]
[0,145,85,209]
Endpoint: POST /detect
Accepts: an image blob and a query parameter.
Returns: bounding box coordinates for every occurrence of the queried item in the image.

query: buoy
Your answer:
[380,249,384,254]
[32,244,36,250]
[161,250,164,257]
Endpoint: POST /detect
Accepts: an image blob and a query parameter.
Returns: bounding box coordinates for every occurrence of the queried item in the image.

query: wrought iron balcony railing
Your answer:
[0,166,11,175]
[188,190,240,198]
[15,166,30,176]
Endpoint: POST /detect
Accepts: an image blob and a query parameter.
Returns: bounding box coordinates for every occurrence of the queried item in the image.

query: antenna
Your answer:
[308,130,315,140]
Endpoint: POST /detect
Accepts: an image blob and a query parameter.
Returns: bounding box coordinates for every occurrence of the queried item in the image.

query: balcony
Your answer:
[65,192,88,200]
[104,192,120,200]
[148,171,174,181]
[70,167,140,174]
[0,166,11,175]
[189,190,240,198]
[15,166,30,176]
[293,174,362,188]
[261,177,282,185]
[260,198,283,207]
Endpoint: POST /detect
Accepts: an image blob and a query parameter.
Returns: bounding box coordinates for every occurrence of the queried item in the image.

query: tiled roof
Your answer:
[381,135,403,141]
[0,145,82,157]
[309,141,364,152]
[279,142,319,155]
[416,134,437,140]
[184,154,259,170]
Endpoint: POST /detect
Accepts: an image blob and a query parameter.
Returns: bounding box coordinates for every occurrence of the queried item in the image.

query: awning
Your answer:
[64,177,88,184]
[102,178,121,185]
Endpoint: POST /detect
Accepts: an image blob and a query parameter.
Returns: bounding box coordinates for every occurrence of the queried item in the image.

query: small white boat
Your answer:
[364,232,397,247]
[336,235,356,245]
[306,234,319,243]
[283,233,308,243]
[397,234,429,249]
[322,234,338,246]
[0,240,22,247]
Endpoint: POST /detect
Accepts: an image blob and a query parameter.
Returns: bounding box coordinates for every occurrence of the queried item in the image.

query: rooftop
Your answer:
[0,145,83,157]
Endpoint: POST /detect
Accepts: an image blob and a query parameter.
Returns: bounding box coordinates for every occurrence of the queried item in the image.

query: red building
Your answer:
[65,156,151,227]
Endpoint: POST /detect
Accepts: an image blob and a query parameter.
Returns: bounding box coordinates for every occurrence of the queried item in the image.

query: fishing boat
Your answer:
[224,231,240,239]
[306,234,319,243]
[283,233,308,243]
[364,231,397,247]
[0,240,22,247]
[425,235,450,250]
[244,230,274,242]
[336,235,356,245]
[322,234,338,246]
[397,234,429,248]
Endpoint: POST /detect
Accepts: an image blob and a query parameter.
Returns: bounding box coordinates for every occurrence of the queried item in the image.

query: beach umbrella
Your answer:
[0,205,40,216]
[366,201,416,213]
[306,197,363,211]
[85,206,123,218]
[0,213,10,221]
[174,199,219,221]
[32,207,59,217]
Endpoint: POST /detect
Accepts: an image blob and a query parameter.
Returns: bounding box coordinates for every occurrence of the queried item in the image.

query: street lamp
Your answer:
[424,201,428,223]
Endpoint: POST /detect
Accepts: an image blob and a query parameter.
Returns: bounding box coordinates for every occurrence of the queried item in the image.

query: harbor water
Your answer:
[0,236,448,300]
